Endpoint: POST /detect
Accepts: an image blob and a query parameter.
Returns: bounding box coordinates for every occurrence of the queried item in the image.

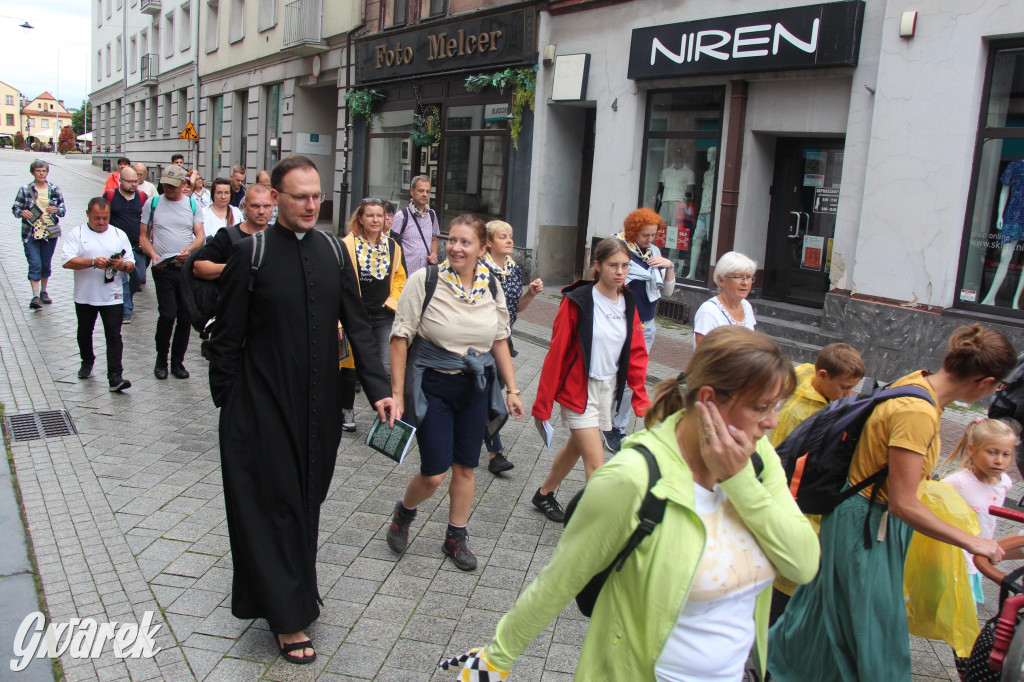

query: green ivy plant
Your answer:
[464,66,538,150]
[345,88,385,124]
[410,106,441,148]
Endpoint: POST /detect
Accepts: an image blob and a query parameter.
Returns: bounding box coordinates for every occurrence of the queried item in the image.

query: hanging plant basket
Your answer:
[345,88,385,124]
[464,66,538,151]
[410,106,441,148]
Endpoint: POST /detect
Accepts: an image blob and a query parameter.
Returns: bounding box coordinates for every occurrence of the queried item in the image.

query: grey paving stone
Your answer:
[324,642,387,679]
[204,655,266,681]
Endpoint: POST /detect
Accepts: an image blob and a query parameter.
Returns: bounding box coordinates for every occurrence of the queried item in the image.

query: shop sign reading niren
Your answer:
[357,8,535,84]
[628,1,864,80]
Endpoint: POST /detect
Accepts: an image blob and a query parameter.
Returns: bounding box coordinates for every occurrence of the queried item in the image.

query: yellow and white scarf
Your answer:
[617,231,651,261]
[355,236,390,280]
[439,259,491,305]
[483,252,515,279]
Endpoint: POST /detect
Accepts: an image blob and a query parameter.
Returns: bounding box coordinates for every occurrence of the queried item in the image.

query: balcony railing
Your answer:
[140,54,159,85]
[140,0,161,15]
[282,0,327,53]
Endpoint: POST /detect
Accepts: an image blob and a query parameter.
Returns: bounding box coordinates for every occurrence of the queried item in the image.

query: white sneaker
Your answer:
[342,409,356,432]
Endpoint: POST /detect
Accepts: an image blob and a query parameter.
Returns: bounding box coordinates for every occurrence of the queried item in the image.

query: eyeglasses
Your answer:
[724,275,755,282]
[361,197,384,205]
[976,376,1008,392]
[280,191,327,205]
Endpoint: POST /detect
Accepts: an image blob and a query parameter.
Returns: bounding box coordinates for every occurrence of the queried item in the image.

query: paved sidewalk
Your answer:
[0,150,1014,681]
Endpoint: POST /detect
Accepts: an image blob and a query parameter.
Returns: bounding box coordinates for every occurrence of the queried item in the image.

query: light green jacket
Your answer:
[487,412,821,680]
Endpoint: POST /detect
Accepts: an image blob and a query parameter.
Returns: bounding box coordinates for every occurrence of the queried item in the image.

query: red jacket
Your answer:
[532,280,650,421]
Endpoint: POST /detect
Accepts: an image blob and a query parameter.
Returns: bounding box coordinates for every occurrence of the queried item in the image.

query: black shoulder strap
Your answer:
[248,231,266,292]
[421,264,439,316]
[611,444,667,573]
[320,231,344,268]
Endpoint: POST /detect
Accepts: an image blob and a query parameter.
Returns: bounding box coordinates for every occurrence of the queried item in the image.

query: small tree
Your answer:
[13,131,24,150]
[71,101,92,136]
[58,126,76,154]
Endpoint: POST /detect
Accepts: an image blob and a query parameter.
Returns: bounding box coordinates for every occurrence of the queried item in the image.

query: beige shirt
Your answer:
[391,266,510,356]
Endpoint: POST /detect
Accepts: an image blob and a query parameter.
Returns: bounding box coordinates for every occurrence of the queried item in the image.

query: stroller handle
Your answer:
[975,506,1024,584]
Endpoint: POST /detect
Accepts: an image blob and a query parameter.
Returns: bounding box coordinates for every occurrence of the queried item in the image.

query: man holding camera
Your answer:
[62,197,136,392]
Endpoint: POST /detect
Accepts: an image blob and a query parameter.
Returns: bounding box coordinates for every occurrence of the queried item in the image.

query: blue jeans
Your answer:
[23,237,57,282]
[122,249,148,315]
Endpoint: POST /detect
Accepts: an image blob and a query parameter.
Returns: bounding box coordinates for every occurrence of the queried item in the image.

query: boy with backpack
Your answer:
[767,343,865,623]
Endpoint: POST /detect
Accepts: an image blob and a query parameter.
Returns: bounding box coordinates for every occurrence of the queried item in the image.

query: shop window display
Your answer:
[638,88,724,284]
[367,109,415,207]
[959,45,1024,312]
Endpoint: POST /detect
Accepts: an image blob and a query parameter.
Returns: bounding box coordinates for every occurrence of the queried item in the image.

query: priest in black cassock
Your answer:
[208,155,395,665]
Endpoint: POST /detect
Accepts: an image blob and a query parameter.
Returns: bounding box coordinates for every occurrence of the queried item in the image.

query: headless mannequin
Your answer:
[980,185,1021,307]
[686,147,717,280]
[658,150,695,223]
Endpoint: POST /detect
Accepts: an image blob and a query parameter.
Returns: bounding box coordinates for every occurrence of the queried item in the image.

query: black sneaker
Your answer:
[29,296,42,310]
[532,488,565,522]
[171,362,190,379]
[39,292,52,304]
[487,453,514,474]
[601,429,623,453]
[108,376,131,392]
[78,362,93,379]
[443,527,477,571]
[386,502,416,554]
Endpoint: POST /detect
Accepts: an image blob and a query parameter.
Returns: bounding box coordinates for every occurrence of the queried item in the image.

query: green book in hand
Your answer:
[365,416,417,464]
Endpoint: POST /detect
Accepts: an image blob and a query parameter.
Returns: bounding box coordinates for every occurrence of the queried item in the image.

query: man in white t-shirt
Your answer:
[134,162,158,199]
[62,197,136,392]
[139,165,205,380]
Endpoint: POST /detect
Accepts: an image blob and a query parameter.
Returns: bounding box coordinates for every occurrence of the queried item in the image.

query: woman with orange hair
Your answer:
[604,208,676,452]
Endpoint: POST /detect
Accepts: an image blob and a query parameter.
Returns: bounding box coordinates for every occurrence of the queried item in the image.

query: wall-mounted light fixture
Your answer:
[900,11,917,38]
[542,44,556,66]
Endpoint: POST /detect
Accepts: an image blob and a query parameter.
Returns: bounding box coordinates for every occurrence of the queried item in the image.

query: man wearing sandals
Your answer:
[208,155,394,664]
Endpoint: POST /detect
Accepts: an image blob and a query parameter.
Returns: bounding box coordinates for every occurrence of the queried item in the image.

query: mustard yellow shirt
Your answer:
[769,363,828,448]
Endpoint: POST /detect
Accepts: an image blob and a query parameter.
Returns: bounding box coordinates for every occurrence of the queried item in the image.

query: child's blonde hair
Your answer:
[940,417,1020,473]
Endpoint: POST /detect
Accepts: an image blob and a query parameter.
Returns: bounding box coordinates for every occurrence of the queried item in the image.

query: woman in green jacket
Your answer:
[440,326,820,681]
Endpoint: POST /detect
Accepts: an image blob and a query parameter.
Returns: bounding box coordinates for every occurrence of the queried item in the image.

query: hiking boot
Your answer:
[443,527,477,571]
[532,488,565,522]
[78,362,93,379]
[601,428,623,453]
[387,503,416,554]
[488,453,514,474]
[171,362,190,379]
[342,409,356,433]
[108,375,131,392]
[29,296,42,309]
[39,292,52,304]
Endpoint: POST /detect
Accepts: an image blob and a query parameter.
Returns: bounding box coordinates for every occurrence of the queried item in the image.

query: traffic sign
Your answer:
[179,122,199,140]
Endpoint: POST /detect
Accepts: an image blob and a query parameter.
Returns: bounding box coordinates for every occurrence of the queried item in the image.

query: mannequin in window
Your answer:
[981,159,1024,307]
[686,146,717,281]
[657,148,694,225]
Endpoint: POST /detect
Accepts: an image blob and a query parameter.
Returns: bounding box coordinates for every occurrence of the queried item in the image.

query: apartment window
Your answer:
[165,12,175,58]
[264,83,282,169]
[106,44,112,77]
[117,0,122,7]
[205,2,219,53]
[428,0,447,17]
[97,0,102,26]
[97,51,103,80]
[140,29,148,56]
[116,36,123,71]
[5,114,13,126]
[258,0,275,31]
[42,119,49,129]
[5,95,12,105]
[229,0,245,44]
[149,96,158,137]
[180,3,191,51]
[210,95,223,169]
[106,0,112,18]
[392,0,407,27]
[130,36,137,72]
[163,93,173,136]
[178,88,189,129]
[237,94,248,167]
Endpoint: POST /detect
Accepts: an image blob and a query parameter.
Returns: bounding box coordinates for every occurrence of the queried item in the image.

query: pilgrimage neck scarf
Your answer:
[617,231,652,261]
[484,252,516,279]
[355,235,390,280]
[438,259,491,304]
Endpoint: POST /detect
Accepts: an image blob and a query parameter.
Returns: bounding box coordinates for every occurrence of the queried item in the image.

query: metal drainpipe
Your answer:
[342,8,366,228]
[192,0,201,169]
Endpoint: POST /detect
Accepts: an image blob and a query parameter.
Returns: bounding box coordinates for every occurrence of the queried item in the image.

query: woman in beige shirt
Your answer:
[386,214,525,571]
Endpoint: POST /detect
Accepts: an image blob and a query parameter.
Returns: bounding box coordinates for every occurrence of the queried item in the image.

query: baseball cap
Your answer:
[160,165,188,187]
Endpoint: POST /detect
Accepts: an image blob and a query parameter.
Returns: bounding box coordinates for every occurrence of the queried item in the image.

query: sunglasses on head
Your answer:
[361,197,384,205]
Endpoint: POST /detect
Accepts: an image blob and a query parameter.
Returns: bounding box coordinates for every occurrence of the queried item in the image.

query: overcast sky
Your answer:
[0,0,91,108]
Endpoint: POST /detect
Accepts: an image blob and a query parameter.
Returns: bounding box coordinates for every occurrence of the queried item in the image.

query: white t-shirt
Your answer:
[138,180,158,199]
[943,469,1013,575]
[62,224,136,306]
[655,482,775,682]
[590,289,627,380]
[202,205,244,239]
[693,297,756,338]
[659,164,695,202]
[141,195,203,256]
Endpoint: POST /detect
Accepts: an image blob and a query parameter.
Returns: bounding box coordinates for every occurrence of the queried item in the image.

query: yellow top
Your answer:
[846,370,941,504]
[35,185,55,228]
[769,363,828,448]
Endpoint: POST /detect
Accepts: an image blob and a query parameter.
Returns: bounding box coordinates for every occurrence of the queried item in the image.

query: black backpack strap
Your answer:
[421,264,439,316]
[248,231,266,292]
[612,444,667,573]
[321,231,344,268]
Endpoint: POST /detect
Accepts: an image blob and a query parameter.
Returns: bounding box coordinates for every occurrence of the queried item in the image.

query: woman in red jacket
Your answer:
[531,237,651,521]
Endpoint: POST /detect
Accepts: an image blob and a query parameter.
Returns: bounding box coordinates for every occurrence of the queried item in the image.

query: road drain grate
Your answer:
[3,410,77,442]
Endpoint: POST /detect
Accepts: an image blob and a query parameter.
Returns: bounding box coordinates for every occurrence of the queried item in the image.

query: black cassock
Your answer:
[208,223,390,634]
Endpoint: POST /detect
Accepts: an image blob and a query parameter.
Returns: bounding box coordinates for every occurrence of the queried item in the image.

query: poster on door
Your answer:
[802,235,825,270]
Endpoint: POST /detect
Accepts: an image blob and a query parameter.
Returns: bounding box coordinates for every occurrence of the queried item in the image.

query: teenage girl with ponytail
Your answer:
[770,324,1017,682]
[529,237,650,522]
[438,326,820,681]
